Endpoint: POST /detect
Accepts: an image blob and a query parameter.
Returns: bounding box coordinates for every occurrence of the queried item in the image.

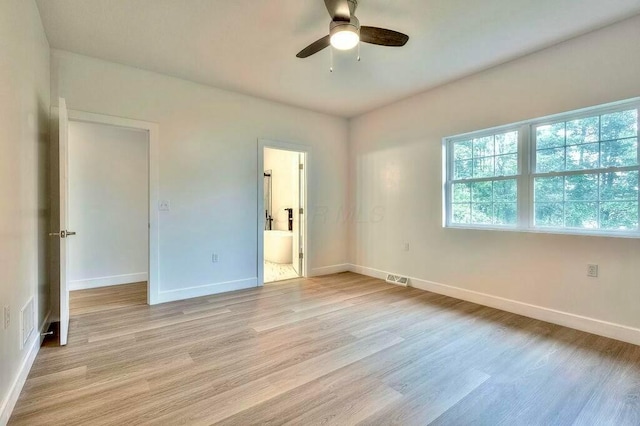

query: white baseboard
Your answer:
[0,311,49,426]
[156,277,257,304]
[350,264,389,280]
[69,272,148,291]
[349,264,640,346]
[310,264,351,277]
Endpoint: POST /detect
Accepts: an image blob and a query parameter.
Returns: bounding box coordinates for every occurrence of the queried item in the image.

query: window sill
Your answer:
[445,224,640,239]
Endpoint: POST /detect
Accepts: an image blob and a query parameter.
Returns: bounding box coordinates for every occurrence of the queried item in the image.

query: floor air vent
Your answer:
[386,274,409,286]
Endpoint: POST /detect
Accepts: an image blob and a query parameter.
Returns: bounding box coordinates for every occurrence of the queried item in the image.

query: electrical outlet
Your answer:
[212,253,219,263]
[403,243,410,251]
[3,306,10,329]
[158,200,170,211]
[587,264,598,278]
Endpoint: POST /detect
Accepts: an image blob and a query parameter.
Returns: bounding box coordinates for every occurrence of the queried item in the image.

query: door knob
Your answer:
[48,230,76,238]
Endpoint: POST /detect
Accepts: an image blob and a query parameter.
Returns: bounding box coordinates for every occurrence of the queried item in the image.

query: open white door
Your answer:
[292,154,305,275]
[298,154,305,275]
[51,98,73,346]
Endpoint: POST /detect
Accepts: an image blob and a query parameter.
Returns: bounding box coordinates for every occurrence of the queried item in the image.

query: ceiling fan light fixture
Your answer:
[295,1,409,59]
[330,22,359,50]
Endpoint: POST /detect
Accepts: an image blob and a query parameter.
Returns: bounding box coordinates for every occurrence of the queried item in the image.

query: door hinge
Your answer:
[299,163,304,170]
[299,252,303,259]
[299,208,304,214]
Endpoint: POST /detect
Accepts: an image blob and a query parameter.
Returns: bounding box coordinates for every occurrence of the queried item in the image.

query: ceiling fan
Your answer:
[296,0,409,58]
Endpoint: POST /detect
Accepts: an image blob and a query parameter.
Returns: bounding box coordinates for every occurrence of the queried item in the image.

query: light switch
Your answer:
[159,200,170,211]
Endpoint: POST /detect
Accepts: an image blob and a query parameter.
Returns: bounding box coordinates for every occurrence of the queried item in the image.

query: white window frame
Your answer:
[444,125,524,229]
[443,97,640,238]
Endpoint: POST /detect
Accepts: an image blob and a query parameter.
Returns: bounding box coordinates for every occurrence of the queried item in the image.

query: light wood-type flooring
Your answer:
[9,273,640,425]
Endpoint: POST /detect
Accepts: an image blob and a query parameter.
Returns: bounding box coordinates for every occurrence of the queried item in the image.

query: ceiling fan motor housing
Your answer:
[330,15,360,38]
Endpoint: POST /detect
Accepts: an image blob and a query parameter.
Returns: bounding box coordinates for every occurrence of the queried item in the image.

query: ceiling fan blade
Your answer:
[324,0,350,21]
[296,35,331,58]
[360,26,409,47]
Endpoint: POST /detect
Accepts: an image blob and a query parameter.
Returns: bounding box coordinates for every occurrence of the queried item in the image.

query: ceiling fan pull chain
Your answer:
[330,47,334,72]
[357,42,361,62]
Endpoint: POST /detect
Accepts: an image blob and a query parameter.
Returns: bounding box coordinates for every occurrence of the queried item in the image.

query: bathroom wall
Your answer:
[68,121,149,290]
[264,148,299,232]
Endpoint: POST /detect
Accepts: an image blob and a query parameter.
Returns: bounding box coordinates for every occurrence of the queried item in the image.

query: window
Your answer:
[450,130,519,226]
[444,99,640,237]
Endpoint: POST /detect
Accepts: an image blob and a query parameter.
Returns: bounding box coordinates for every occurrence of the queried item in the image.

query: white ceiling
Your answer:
[36,0,640,117]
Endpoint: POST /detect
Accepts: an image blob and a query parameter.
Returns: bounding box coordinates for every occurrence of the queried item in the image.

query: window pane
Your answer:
[495,154,518,176]
[473,136,494,157]
[454,140,473,160]
[494,203,517,225]
[454,159,472,179]
[566,116,599,145]
[536,147,565,173]
[471,181,492,202]
[565,202,598,229]
[453,183,471,202]
[600,202,639,230]
[473,157,494,178]
[452,131,519,181]
[537,123,565,149]
[471,203,493,224]
[535,203,564,227]
[600,171,638,201]
[452,204,471,224]
[565,174,598,201]
[566,142,599,170]
[493,179,517,202]
[495,131,518,155]
[535,177,564,202]
[600,138,638,168]
[601,109,638,141]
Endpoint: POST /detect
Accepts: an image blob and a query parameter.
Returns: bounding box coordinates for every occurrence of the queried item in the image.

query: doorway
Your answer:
[257,140,308,285]
[67,120,149,312]
[52,102,159,345]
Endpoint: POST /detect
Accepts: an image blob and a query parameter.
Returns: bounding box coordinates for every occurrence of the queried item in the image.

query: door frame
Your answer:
[63,108,160,305]
[257,139,310,286]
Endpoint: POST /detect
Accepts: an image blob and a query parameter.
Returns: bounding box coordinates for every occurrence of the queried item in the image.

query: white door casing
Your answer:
[257,139,309,285]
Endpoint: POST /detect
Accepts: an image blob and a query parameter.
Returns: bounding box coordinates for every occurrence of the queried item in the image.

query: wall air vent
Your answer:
[386,274,409,286]
[21,297,35,349]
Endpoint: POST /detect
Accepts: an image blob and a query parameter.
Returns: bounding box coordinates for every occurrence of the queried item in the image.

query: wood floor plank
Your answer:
[361,368,491,425]
[87,307,232,342]
[8,272,640,425]
[283,379,403,425]
[142,331,404,425]
[571,343,640,425]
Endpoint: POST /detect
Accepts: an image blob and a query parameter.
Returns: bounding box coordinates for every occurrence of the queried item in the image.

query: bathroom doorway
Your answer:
[257,140,308,285]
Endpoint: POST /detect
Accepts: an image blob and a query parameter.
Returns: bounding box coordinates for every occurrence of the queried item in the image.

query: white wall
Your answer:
[0,0,50,423]
[349,15,640,336]
[51,49,349,303]
[68,121,148,290]
[264,148,298,232]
